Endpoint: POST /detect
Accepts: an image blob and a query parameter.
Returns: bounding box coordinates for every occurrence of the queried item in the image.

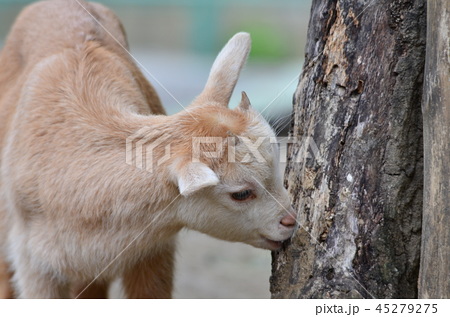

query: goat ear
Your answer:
[176,162,219,196]
[195,32,251,107]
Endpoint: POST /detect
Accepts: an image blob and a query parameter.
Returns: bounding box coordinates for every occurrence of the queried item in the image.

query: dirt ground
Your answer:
[174,230,272,299]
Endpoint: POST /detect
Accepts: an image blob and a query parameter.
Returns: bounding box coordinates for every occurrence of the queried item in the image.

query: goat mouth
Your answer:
[262,237,284,250]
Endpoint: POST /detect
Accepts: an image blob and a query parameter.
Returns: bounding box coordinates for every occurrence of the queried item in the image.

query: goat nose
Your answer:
[280,213,296,227]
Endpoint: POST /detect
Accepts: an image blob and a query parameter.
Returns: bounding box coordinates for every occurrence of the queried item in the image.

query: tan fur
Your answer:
[0,0,296,298]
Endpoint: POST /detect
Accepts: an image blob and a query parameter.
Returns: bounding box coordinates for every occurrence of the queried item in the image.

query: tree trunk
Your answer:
[271,0,426,299]
[419,0,450,299]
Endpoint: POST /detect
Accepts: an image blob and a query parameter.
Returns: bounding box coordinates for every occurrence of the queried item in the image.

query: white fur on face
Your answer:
[177,114,295,250]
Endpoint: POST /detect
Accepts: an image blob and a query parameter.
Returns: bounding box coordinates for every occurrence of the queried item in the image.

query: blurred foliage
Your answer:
[1,0,311,61]
[230,23,289,61]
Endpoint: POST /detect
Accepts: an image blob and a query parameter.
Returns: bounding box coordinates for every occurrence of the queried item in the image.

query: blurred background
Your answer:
[0,0,312,298]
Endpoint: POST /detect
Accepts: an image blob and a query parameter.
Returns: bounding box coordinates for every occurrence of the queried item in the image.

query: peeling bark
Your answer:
[271,0,426,299]
[419,0,450,299]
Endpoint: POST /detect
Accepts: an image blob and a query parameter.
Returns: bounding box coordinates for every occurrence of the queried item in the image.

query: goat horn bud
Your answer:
[238,91,251,110]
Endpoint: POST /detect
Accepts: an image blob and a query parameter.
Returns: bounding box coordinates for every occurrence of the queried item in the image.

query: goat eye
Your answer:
[231,189,253,201]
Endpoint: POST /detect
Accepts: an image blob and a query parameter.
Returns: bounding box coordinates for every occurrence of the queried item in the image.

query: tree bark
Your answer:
[419,0,450,299]
[271,0,426,299]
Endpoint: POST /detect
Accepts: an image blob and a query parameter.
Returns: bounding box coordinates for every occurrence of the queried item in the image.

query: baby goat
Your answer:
[0,0,296,298]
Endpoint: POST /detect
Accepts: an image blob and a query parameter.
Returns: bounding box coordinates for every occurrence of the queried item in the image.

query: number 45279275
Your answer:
[376,304,438,314]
